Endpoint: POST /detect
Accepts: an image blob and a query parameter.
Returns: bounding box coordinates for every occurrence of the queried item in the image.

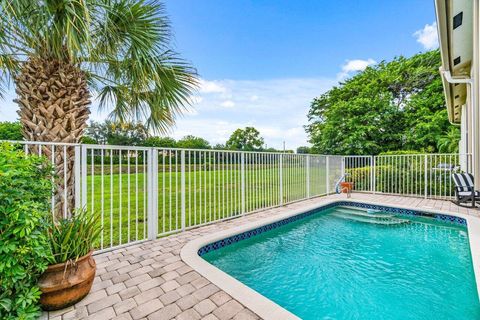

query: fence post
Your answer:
[181,150,186,231]
[81,144,87,209]
[74,145,81,210]
[371,156,376,194]
[279,154,283,205]
[424,155,428,199]
[241,152,245,215]
[147,149,158,240]
[306,155,310,198]
[326,156,330,194]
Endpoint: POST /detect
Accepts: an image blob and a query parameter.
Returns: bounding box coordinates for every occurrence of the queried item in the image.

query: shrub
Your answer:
[347,164,455,196]
[0,143,53,319]
[379,150,420,155]
[0,121,23,141]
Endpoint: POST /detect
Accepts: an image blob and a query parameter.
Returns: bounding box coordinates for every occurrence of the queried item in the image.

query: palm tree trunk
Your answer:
[15,57,91,219]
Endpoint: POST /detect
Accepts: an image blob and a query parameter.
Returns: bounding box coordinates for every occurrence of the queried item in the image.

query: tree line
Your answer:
[0,120,296,153]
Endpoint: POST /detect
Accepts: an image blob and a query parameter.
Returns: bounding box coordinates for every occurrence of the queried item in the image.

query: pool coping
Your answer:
[180,198,480,320]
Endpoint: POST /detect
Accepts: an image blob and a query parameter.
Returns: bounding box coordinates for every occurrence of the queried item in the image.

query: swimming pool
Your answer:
[194,202,480,320]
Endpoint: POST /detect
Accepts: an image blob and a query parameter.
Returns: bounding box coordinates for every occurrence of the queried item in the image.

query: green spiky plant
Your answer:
[47,209,102,264]
[0,0,198,218]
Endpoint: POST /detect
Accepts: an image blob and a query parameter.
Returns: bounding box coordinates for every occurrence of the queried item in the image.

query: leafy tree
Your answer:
[142,136,177,148]
[176,135,210,149]
[106,122,149,146]
[0,121,22,140]
[379,150,421,155]
[297,146,312,154]
[83,121,105,144]
[306,50,454,155]
[226,127,264,151]
[80,136,98,145]
[84,121,149,146]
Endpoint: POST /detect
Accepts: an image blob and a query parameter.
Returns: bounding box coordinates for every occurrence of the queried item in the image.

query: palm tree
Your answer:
[437,127,460,153]
[0,0,198,217]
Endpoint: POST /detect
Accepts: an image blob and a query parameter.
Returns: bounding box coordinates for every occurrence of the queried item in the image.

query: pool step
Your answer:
[331,212,410,226]
[336,207,395,219]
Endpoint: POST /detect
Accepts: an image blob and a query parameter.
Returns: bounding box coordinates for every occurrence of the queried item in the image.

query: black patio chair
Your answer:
[452,173,480,208]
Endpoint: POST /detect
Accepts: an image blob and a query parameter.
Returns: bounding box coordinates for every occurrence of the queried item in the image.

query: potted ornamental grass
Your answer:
[38,210,101,310]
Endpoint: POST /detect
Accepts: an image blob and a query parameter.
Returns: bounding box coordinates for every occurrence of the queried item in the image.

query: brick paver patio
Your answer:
[42,193,479,320]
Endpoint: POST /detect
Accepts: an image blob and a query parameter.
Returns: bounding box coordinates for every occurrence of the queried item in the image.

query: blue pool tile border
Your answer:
[198,201,467,256]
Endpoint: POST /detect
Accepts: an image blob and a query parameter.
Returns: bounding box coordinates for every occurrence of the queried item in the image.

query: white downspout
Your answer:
[440,68,476,180]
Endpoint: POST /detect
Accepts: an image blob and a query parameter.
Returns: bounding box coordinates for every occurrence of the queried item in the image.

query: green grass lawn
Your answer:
[86,165,329,249]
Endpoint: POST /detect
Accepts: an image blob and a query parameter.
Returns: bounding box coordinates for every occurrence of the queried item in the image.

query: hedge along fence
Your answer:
[346,154,464,199]
[347,165,433,196]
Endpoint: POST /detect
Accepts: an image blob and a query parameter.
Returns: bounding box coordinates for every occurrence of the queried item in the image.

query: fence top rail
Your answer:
[0,140,80,147]
[147,147,339,156]
[82,144,151,151]
[374,153,471,157]
[1,140,341,157]
[0,140,470,159]
[154,147,294,155]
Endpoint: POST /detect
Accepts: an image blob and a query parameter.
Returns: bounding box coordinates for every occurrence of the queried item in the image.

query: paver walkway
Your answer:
[43,193,479,320]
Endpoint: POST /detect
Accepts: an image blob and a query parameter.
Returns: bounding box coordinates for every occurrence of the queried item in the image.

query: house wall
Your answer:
[473,0,480,184]
[461,104,468,171]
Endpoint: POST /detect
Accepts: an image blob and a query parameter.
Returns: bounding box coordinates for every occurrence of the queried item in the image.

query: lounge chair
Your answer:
[452,173,480,208]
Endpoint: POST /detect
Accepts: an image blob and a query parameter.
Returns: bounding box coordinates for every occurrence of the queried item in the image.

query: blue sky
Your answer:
[0,1,438,150]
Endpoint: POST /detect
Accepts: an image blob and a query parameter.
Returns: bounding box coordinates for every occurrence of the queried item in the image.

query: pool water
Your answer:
[202,206,480,320]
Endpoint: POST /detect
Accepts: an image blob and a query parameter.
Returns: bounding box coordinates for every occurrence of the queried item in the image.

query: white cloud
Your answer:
[341,59,376,73]
[220,100,235,108]
[183,107,199,116]
[187,95,203,105]
[337,58,376,80]
[169,77,336,149]
[413,22,439,50]
[198,79,226,93]
[1,77,336,150]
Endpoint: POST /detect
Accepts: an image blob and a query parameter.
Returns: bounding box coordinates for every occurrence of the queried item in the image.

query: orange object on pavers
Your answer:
[340,182,353,193]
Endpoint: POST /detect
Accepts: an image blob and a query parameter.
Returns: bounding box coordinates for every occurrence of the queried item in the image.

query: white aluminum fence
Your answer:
[82,144,151,251]
[2,141,344,251]
[1,140,471,252]
[344,156,373,192]
[345,154,472,199]
[85,147,343,251]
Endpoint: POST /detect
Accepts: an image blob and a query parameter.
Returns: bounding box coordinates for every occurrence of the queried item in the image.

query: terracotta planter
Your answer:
[38,251,96,311]
[340,181,354,193]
